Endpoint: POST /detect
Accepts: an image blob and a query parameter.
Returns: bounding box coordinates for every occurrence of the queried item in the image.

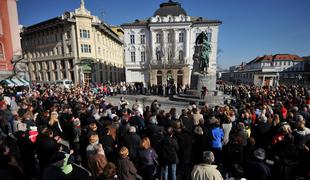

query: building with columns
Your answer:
[21,0,125,85]
[0,0,22,79]
[121,0,221,88]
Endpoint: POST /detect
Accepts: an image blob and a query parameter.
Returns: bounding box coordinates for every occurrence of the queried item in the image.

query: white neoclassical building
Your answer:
[121,0,221,88]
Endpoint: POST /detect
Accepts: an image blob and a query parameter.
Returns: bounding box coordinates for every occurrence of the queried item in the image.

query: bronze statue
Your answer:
[194,32,211,74]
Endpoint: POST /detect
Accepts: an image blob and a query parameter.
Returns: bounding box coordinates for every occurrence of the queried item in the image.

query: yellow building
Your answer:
[21,0,124,85]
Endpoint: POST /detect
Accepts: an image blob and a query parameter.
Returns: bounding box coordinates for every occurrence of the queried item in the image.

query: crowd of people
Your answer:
[0,83,309,180]
[86,82,184,97]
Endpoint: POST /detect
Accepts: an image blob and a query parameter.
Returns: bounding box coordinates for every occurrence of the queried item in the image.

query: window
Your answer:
[97,34,100,43]
[67,45,72,53]
[284,61,286,66]
[98,47,101,55]
[168,33,172,43]
[156,50,161,61]
[179,50,184,61]
[130,35,135,44]
[66,31,71,39]
[81,44,91,53]
[168,49,173,60]
[131,51,136,62]
[141,51,146,62]
[0,43,4,59]
[156,33,161,43]
[140,34,145,44]
[80,29,90,38]
[179,32,184,42]
[206,32,212,42]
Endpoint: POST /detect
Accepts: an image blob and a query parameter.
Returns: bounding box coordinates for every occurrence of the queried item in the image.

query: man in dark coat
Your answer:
[161,127,179,180]
[123,126,141,164]
[175,127,193,180]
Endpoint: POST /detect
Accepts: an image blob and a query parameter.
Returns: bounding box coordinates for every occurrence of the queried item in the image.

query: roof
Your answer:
[247,54,303,64]
[154,0,187,17]
[191,16,222,25]
[121,19,149,27]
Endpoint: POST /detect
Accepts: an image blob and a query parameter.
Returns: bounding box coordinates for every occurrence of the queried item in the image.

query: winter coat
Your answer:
[161,135,179,165]
[116,157,137,180]
[191,164,223,180]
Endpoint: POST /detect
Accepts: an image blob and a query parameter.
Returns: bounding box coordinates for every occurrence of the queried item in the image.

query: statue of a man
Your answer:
[194,32,211,74]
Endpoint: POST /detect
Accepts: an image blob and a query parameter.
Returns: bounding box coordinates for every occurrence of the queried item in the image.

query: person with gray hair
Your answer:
[191,151,223,180]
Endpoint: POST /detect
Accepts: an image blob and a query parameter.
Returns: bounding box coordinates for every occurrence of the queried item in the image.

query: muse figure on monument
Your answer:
[193,32,211,74]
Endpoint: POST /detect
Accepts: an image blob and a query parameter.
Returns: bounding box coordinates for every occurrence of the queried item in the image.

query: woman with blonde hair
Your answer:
[116,146,139,180]
[138,137,158,180]
[47,111,63,137]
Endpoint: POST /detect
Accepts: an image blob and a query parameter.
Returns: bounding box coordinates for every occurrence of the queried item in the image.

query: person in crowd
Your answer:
[244,148,272,180]
[123,126,141,164]
[191,151,223,180]
[87,143,107,180]
[161,127,179,180]
[116,147,139,180]
[0,83,309,180]
[137,137,158,180]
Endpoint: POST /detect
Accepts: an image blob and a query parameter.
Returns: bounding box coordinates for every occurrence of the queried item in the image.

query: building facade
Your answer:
[21,0,125,85]
[121,0,221,88]
[222,54,305,87]
[0,0,22,79]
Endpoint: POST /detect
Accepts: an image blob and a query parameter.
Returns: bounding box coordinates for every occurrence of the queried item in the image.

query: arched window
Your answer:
[157,70,162,75]
[0,43,4,59]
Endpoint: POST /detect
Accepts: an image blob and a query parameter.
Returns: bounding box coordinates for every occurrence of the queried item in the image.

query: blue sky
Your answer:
[17,0,310,69]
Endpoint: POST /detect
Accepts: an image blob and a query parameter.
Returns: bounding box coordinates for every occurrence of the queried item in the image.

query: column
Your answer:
[71,24,79,84]
[185,28,190,63]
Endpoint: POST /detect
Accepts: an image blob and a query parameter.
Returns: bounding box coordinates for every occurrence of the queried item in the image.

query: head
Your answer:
[140,137,151,150]
[93,143,104,154]
[296,115,306,130]
[49,111,59,125]
[128,126,136,133]
[202,151,215,164]
[166,126,174,137]
[88,122,98,131]
[89,134,99,144]
[119,146,129,158]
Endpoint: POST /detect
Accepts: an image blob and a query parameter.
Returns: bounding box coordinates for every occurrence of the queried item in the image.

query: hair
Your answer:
[49,111,58,126]
[119,146,129,158]
[102,162,117,178]
[140,137,151,150]
[93,143,103,154]
[202,151,215,164]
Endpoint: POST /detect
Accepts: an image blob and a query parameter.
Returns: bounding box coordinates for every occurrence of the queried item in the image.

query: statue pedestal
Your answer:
[190,73,216,94]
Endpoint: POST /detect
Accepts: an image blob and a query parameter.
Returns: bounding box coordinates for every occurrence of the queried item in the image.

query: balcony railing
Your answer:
[150,59,188,65]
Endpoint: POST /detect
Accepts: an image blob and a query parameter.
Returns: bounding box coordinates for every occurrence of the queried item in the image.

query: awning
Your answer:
[1,79,16,87]
[17,78,30,86]
[10,78,25,86]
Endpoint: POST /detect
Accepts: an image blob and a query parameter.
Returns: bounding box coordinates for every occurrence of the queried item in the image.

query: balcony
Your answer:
[149,59,189,69]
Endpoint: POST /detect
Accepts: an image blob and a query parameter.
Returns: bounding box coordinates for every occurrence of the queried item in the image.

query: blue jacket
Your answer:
[211,127,224,149]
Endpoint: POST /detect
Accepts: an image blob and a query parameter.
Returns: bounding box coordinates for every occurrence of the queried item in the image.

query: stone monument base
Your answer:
[190,73,216,96]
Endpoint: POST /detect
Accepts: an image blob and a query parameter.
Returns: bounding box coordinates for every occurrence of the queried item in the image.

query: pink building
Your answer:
[0,0,21,78]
